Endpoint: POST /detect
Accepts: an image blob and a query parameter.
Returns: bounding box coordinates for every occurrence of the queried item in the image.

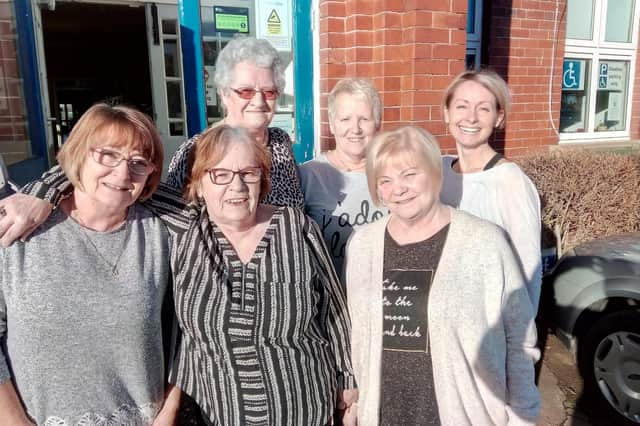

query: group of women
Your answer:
[0,36,541,425]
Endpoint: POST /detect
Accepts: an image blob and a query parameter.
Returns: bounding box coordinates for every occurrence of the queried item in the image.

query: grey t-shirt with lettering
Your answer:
[380,224,449,426]
[299,154,386,277]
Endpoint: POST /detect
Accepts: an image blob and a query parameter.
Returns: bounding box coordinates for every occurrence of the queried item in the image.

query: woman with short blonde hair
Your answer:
[345,125,540,425]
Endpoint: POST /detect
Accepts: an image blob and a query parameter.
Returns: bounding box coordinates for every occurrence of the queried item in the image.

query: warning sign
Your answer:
[267,9,281,34]
[268,9,280,23]
[257,0,290,51]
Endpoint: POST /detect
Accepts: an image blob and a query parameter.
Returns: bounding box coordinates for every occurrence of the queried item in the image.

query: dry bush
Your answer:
[517,150,640,252]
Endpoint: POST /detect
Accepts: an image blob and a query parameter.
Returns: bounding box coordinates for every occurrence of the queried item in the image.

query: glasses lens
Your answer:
[262,89,279,100]
[92,149,121,167]
[210,169,233,184]
[128,159,153,176]
[239,168,261,182]
[235,88,257,100]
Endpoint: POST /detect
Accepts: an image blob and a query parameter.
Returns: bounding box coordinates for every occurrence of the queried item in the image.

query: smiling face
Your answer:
[76,141,149,214]
[330,93,378,161]
[444,80,504,150]
[376,154,441,224]
[198,142,262,228]
[220,62,278,132]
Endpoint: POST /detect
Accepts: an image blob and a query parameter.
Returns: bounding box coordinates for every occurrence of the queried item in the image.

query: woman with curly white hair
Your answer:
[167,36,303,209]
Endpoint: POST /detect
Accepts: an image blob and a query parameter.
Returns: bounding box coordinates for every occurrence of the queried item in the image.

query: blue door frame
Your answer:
[178,0,314,163]
[11,0,49,186]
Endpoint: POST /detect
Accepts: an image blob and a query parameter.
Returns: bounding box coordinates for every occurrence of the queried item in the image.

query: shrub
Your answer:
[517,149,640,253]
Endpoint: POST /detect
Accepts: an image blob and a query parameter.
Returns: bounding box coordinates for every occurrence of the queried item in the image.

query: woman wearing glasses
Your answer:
[0,104,180,424]
[167,36,304,209]
[167,125,355,425]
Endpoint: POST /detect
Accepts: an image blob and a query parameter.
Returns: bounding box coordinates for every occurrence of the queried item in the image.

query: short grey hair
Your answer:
[214,37,286,93]
[328,78,382,129]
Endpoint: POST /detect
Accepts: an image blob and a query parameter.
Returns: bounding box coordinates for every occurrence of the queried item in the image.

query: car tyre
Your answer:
[578,310,640,425]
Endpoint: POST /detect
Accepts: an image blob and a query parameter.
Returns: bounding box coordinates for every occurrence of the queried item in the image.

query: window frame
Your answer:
[561,0,640,143]
[466,0,483,70]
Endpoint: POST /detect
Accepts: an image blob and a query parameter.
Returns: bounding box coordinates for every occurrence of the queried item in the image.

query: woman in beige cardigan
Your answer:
[343,126,540,425]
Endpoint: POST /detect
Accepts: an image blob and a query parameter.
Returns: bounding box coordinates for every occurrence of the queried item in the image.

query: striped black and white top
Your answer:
[165,206,356,425]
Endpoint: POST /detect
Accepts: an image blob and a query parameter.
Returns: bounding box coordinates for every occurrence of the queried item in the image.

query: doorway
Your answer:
[41,3,152,147]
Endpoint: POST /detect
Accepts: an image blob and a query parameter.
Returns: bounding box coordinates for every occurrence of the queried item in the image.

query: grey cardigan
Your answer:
[344,208,540,425]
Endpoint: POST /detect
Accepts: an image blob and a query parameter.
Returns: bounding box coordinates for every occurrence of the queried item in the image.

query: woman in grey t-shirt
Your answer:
[0,104,179,425]
[300,78,387,276]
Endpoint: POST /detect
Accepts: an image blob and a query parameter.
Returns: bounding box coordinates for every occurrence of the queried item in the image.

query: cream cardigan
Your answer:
[344,208,540,426]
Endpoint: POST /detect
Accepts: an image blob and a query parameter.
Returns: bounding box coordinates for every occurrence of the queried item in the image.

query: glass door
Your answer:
[146,3,188,175]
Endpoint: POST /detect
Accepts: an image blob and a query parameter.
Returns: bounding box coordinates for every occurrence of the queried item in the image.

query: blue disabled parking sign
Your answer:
[599,63,609,89]
[563,59,584,90]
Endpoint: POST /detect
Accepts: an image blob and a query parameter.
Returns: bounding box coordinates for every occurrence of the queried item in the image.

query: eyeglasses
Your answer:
[90,148,155,176]
[230,87,280,100]
[207,167,262,185]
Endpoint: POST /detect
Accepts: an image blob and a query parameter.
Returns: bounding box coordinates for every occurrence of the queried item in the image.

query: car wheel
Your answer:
[579,310,640,424]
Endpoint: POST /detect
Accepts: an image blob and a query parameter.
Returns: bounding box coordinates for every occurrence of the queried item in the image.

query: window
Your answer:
[561,0,639,140]
[466,0,482,70]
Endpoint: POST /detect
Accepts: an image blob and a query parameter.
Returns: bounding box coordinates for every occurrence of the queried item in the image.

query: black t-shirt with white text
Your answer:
[379,224,449,426]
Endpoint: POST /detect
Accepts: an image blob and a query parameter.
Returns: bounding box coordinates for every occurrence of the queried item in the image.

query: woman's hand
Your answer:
[340,403,357,426]
[0,381,36,426]
[152,384,181,426]
[335,388,358,425]
[0,194,52,247]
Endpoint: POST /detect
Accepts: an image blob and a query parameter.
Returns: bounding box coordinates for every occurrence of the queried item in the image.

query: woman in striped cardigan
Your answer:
[168,125,357,425]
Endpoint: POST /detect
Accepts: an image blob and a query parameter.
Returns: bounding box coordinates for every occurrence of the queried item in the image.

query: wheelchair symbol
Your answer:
[563,63,578,88]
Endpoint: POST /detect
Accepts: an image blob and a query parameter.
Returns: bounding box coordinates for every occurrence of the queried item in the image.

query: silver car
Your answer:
[544,233,640,424]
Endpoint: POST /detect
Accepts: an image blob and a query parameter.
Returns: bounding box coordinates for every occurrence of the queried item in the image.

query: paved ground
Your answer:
[538,332,615,426]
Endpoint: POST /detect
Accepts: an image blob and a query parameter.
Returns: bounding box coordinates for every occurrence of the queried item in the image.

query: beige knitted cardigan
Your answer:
[344,208,540,426]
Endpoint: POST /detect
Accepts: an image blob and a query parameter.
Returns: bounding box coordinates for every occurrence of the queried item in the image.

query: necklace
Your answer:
[71,213,131,276]
[329,151,366,172]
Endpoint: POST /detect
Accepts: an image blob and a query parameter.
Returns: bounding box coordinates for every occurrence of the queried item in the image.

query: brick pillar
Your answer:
[486,0,567,156]
[319,0,468,152]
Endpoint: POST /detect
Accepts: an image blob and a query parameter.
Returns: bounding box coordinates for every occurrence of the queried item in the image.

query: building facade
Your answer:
[1,0,639,183]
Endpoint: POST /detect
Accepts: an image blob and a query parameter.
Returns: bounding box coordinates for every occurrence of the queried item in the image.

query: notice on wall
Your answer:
[598,61,627,91]
[204,66,217,107]
[607,92,622,122]
[562,59,585,91]
[256,0,291,51]
[214,6,249,34]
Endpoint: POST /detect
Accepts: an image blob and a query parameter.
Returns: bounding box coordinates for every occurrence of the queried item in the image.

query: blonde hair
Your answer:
[442,69,511,129]
[328,77,382,130]
[57,103,163,201]
[183,125,272,203]
[366,126,442,205]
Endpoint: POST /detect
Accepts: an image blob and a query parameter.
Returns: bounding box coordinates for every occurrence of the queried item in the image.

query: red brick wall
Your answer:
[318,0,468,152]
[0,1,30,165]
[483,0,567,156]
[319,0,570,157]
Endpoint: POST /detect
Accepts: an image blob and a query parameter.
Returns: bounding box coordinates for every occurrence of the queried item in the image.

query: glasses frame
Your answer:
[89,148,155,177]
[229,87,280,101]
[207,167,262,185]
